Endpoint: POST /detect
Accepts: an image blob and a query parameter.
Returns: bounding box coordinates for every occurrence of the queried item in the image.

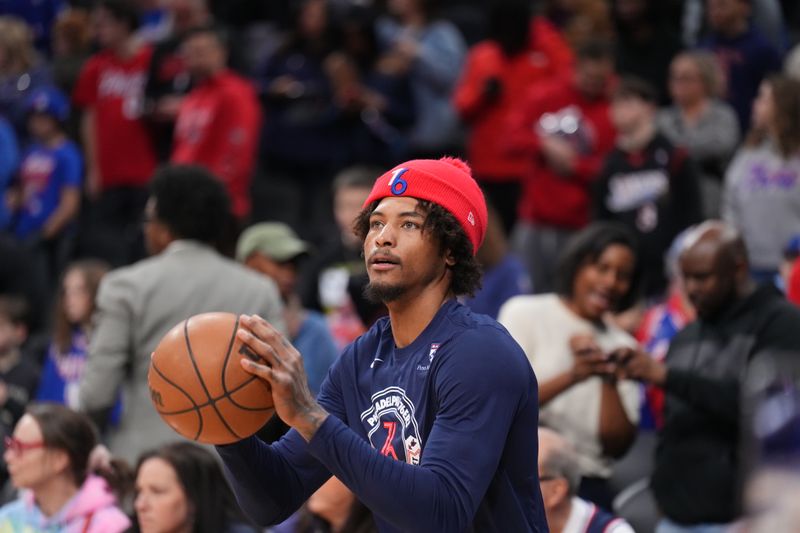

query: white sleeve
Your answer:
[609,518,636,533]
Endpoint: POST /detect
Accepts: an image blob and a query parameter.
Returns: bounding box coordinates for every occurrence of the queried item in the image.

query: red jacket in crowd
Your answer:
[73,47,157,189]
[453,17,573,182]
[789,259,800,306]
[172,69,262,219]
[505,80,616,229]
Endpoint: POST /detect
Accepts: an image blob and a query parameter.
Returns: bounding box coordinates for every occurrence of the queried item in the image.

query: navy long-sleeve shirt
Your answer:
[217,300,547,532]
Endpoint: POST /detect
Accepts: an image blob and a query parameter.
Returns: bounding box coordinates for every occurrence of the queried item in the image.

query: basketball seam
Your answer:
[184,317,244,441]
[151,360,204,440]
[221,315,239,397]
[155,372,273,415]
[220,315,273,412]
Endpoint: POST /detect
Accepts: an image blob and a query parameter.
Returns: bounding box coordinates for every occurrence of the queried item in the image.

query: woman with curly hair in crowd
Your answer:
[499,223,643,510]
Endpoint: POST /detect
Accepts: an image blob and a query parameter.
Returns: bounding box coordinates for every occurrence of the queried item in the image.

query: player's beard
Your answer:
[364,281,408,303]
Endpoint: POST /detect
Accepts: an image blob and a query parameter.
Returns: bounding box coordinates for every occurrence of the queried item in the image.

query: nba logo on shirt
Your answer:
[428,343,439,363]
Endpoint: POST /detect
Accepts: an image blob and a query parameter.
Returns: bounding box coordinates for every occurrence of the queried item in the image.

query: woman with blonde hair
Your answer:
[723,75,800,282]
[657,50,740,218]
[0,16,51,138]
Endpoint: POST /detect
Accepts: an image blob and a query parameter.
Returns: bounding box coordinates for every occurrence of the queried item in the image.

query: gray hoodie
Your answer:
[722,141,800,271]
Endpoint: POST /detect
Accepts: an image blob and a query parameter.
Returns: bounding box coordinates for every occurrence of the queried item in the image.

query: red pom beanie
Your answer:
[362,157,488,255]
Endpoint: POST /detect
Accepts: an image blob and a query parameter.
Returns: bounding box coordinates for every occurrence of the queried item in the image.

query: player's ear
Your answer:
[444,249,456,267]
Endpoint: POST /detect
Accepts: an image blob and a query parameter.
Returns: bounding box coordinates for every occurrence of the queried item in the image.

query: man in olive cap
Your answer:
[237,222,338,395]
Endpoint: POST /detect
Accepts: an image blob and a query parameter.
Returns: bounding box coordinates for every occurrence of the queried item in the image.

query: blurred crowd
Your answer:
[1,0,800,531]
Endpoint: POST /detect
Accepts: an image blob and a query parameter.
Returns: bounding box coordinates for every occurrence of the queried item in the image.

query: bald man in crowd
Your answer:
[538,427,634,533]
[621,221,800,533]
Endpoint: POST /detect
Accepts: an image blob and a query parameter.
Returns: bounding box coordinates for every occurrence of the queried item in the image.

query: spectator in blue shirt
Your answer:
[0,116,19,232]
[10,86,82,293]
[36,259,123,427]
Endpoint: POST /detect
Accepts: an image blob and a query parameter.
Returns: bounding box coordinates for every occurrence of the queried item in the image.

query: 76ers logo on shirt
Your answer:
[361,387,423,465]
[388,168,409,195]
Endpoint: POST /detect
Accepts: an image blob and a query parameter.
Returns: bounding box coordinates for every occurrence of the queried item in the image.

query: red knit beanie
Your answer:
[362,157,488,255]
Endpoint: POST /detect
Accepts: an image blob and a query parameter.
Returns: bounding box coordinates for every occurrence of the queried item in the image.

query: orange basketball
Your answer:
[148,312,274,444]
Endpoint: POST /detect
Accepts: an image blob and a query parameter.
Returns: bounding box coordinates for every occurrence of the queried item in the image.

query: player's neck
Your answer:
[386,284,452,349]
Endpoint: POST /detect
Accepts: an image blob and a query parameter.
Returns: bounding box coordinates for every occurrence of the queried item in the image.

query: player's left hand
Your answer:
[237,314,329,442]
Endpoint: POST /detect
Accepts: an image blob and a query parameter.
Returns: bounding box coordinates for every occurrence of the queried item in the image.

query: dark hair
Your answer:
[489,0,531,57]
[52,259,109,355]
[353,199,482,297]
[576,38,615,63]
[281,0,340,59]
[134,442,251,533]
[554,222,641,311]
[340,5,381,70]
[0,295,30,329]
[96,0,140,32]
[26,404,97,486]
[613,75,659,105]
[296,496,377,533]
[53,8,92,55]
[149,165,231,244]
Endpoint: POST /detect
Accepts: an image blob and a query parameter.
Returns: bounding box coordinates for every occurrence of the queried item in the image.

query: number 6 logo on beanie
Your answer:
[389,168,409,195]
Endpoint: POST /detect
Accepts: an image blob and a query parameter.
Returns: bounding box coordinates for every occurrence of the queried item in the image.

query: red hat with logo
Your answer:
[362,157,488,255]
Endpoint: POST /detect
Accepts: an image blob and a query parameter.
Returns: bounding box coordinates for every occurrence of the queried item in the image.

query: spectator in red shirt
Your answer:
[73,0,157,267]
[505,40,617,293]
[453,2,573,235]
[171,25,262,221]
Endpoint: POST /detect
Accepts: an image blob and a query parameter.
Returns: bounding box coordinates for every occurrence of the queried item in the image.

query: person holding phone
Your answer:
[499,222,643,510]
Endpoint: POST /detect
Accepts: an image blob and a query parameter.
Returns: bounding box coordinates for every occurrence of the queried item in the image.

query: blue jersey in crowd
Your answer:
[218,300,547,532]
[0,116,19,230]
[36,328,123,426]
[14,139,82,239]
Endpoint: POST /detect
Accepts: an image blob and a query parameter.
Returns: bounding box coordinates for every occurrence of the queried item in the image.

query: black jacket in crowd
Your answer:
[593,132,703,297]
[652,284,800,525]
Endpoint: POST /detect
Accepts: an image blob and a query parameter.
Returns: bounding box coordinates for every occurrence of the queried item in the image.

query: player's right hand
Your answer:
[237,314,330,442]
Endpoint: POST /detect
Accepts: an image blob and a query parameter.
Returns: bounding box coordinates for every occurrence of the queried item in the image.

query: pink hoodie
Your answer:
[0,474,131,532]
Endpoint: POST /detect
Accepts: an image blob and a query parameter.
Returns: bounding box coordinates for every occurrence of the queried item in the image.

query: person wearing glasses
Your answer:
[0,403,130,532]
[538,427,634,533]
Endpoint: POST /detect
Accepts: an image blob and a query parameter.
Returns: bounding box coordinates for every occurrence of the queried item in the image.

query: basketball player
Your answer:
[218,158,548,532]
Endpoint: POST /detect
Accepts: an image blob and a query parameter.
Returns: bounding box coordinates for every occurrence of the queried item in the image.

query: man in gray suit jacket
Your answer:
[79,165,285,463]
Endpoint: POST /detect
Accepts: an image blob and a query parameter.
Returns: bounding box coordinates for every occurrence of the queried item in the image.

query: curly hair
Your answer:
[554,222,641,312]
[353,199,482,297]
